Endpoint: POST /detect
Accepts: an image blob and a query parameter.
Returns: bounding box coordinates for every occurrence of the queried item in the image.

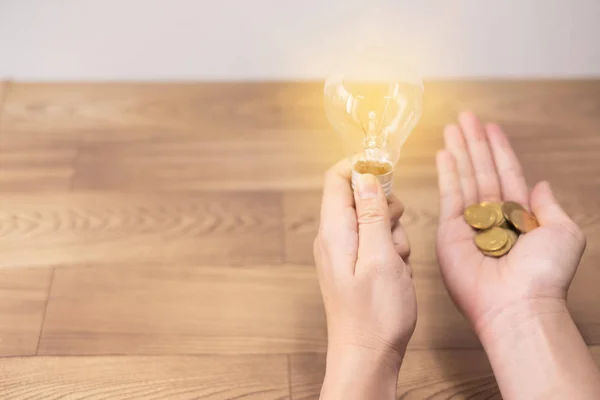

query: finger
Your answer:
[318,159,357,278]
[444,124,478,205]
[530,181,586,258]
[436,150,464,222]
[321,159,353,217]
[485,123,529,207]
[459,111,501,202]
[388,194,404,227]
[530,181,581,229]
[354,174,396,268]
[392,224,411,261]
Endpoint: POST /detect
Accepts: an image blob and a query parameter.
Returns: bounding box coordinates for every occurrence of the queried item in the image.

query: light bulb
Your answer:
[324,48,423,197]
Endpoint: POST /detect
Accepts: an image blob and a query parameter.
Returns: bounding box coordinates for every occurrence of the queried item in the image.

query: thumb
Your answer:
[354,174,395,263]
[530,181,575,227]
[530,180,587,261]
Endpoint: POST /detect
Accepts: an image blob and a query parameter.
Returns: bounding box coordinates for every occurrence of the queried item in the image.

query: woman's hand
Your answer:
[436,112,600,399]
[435,111,586,336]
[314,160,416,400]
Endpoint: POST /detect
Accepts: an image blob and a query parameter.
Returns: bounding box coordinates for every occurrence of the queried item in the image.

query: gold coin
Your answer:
[475,227,509,251]
[464,204,496,229]
[498,221,511,229]
[502,201,539,233]
[510,209,539,233]
[481,202,506,227]
[502,201,525,224]
[482,229,518,257]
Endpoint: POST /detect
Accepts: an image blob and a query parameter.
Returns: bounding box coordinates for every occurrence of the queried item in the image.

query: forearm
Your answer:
[477,298,600,400]
[320,344,402,400]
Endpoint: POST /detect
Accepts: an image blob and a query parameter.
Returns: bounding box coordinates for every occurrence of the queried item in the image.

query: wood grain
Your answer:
[72,134,342,191]
[291,350,498,400]
[0,137,77,191]
[0,267,52,356]
[39,265,326,355]
[0,355,290,399]
[0,81,599,395]
[70,127,443,191]
[284,192,321,264]
[0,192,283,267]
[426,80,600,131]
[69,122,599,193]
[2,81,599,141]
[38,261,479,354]
[291,347,600,399]
[2,82,596,190]
[0,82,330,141]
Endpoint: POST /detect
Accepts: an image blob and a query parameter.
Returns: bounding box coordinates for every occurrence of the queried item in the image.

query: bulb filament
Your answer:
[359,84,395,155]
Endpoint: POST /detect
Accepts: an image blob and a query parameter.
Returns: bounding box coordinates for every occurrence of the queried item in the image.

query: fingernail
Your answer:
[358,174,379,199]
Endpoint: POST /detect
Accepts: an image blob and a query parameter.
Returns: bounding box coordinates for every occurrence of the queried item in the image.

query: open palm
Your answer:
[435,112,586,332]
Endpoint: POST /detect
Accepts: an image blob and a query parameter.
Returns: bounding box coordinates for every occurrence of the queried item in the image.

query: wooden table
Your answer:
[0,80,599,399]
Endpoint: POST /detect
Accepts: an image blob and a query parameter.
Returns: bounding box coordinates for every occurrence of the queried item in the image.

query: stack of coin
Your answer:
[464,201,539,257]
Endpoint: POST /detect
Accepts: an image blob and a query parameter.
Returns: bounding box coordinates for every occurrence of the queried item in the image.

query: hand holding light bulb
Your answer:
[315,54,422,398]
[324,49,423,196]
[314,160,415,400]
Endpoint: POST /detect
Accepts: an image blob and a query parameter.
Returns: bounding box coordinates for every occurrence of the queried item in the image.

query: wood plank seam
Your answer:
[35,268,55,355]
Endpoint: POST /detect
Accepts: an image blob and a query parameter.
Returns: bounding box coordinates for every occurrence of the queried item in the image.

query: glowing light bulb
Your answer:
[324,48,423,197]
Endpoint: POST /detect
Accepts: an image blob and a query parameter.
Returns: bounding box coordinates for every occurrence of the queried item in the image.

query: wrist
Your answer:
[321,343,403,399]
[473,298,600,400]
[475,297,570,351]
[327,342,405,373]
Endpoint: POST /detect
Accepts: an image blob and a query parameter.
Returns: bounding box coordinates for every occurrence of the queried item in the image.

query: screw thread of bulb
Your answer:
[351,169,394,198]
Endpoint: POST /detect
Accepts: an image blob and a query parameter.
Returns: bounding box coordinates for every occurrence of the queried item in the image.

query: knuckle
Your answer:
[392,227,410,255]
[501,164,524,178]
[479,186,499,200]
[389,204,404,221]
[357,205,387,225]
[388,195,405,212]
[396,242,411,259]
[360,254,390,271]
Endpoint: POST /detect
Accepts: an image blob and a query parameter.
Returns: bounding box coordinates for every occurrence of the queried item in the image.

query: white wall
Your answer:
[1,0,599,80]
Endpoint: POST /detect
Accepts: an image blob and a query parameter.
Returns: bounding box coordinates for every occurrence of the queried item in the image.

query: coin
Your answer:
[464,204,496,230]
[482,229,518,257]
[502,201,524,224]
[509,209,539,233]
[475,227,509,251]
[465,201,532,257]
[482,202,506,227]
[502,201,539,233]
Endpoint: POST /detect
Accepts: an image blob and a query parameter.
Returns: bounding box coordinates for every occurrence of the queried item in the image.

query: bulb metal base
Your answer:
[352,169,394,198]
